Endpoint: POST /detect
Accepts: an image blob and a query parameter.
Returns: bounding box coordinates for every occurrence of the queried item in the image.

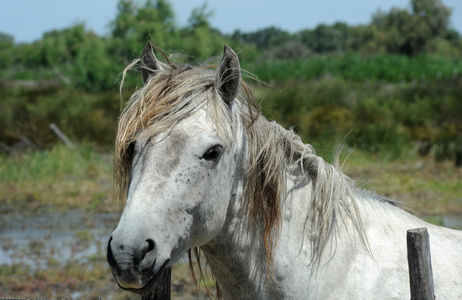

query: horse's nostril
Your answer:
[107,236,118,270]
[136,238,156,269]
[143,238,155,255]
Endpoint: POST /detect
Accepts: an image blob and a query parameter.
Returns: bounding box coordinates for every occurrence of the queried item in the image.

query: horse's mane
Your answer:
[113,51,368,271]
[244,116,369,265]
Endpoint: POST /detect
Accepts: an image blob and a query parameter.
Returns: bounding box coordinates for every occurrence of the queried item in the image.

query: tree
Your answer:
[299,22,350,53]
[188,2,213,29]
[109,0,178,63]
[180,3,228,61]
[231,27,291,51]
[0,32,14,68]
[371,0,452,56]
[36,24,115,90]
[110,0,137,39]
[0,32,14,50]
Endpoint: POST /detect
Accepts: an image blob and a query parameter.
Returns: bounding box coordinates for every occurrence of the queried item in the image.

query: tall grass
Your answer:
[0,144,114,211]
[251,54,462,83]
[0,144,111,184]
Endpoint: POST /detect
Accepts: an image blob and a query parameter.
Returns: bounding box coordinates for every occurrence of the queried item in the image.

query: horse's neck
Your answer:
[200,180,272,298]
[201,169,329,298]
[201,167,379,299]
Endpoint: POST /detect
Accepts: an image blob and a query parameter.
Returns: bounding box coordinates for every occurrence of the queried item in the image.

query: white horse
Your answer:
[107,43,462,299]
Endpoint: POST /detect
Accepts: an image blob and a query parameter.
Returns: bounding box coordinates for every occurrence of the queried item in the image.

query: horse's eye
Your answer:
[202,145,223,161]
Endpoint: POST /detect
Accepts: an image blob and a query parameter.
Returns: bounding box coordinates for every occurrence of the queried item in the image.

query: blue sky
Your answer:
[1,0,461,44]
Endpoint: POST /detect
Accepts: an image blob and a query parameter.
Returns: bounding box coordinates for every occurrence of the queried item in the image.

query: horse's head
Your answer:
[107,43,243,294]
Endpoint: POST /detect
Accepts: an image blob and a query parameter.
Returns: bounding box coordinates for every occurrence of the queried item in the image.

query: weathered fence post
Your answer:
[49,123,77,150]
[141,267,172,300]
[407,227,435,300]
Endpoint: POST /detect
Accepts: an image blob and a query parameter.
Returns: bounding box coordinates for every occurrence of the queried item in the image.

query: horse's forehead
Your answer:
[131,113,221,180]
[136,110,216,152]
[135,130,187,155]
[131,130,187,180]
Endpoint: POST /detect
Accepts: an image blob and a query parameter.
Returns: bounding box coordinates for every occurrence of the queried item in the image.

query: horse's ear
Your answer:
[141,42,163,85]
[216,45,241,106]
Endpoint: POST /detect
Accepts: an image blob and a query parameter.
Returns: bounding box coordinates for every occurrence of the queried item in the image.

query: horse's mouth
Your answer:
[118,259,170,295]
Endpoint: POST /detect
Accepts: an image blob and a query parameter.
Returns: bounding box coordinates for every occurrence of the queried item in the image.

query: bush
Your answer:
[0,87,119,149]
[260,77,462,160]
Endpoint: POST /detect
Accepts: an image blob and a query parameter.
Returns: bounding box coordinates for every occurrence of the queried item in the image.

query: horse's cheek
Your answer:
[189,179,230,246]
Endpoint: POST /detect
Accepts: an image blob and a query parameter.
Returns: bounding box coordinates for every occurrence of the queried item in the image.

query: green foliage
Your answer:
[1,0,460,88]
[251,53,462,83]
[232,26,291,51]
[109,0,178,63]
[370,0,452,56]
[260,41,310,60]
[0,0,461,162]
[0,88,119,148]
[261,77,462,160]
[232,0,460,57]
[175,2,231,61]
[1,24,118,90]
[188,2,213,29]
[298,22,351,53]
[0,31,14,50]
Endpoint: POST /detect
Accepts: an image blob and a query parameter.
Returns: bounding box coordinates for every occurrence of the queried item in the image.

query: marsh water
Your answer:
[0,209,118,270]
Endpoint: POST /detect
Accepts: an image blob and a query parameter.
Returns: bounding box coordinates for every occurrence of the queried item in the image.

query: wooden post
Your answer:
[407,228,435,300]
[49,123,76,150]
[141,267,172,300]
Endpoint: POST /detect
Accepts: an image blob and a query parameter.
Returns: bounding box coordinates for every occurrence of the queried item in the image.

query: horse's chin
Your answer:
[117,259,170,295]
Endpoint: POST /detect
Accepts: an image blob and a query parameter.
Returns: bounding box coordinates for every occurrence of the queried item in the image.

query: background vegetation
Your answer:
[1,0,461,164]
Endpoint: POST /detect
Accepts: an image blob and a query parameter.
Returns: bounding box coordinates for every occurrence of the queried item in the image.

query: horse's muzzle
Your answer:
[107,235,169,294]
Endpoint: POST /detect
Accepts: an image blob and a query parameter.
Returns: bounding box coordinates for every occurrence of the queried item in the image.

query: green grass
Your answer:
[1,145,95,183]
[0,144,115,212]
[343,151,462,216]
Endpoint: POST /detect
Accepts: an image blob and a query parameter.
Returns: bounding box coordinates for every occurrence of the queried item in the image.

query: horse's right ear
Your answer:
[141,42,163,85]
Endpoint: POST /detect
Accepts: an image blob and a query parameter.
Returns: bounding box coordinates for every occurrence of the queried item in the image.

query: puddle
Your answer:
[0,210,119,269]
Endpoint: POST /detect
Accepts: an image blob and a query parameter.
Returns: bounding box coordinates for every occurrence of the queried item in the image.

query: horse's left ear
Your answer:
[216,45,241,106]
[141,42,164,85]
